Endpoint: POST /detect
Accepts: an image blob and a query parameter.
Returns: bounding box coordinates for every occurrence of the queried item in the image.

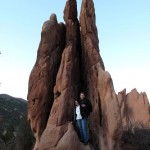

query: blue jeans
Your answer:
[76,118,89,143]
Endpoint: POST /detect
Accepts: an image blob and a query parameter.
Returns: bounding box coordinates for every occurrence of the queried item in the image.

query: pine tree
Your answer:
[15,113,35,150]
[0,116,7,150]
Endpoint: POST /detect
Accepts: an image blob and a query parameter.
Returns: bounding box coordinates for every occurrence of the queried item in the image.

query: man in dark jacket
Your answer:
[74,92,92,145]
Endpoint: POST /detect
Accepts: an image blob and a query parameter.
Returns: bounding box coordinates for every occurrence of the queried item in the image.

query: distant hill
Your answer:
[0,94,27,131]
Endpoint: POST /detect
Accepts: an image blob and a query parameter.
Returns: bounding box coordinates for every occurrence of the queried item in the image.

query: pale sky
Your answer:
[0,0,150,100]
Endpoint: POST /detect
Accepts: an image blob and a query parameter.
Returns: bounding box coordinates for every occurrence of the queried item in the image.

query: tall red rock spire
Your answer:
[28,0,122,150]
[27,14,66,149]
[80,0,122,149]
[36,0,89,149]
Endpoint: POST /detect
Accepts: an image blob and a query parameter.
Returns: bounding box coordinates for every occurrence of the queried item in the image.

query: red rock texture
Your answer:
[80,1,122,150]
[38,1,83,149]
[27,14,66,149]
[118,89,150,129]
[28,0,122,150]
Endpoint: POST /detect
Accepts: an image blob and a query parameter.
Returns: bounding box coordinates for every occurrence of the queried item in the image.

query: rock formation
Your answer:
[38,0,82,149]
[79,0,122,150]
[28,0,122,150]
[27,14,66,149]
[118,89,150,129]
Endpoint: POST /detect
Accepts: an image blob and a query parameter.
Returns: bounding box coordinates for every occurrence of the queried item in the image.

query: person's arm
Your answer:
[87,100,92,112]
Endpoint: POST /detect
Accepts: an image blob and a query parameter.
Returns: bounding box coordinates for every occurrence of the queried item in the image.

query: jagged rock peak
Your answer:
[118,88,150,129]
[42,13,58,31]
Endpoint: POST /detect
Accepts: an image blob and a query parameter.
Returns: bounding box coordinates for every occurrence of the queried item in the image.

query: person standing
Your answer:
[74,92,92,145]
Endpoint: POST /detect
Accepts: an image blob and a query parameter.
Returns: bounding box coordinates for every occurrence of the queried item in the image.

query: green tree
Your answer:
[0,138,6,150]
[2,123,15,143]
[0,115,3,132]
[15,113,35,150]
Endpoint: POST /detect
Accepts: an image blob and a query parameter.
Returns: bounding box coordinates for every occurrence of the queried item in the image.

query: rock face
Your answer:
[38,1,83,149]
[27,14,66,149]
[28,0,122,150]
[118,89,150,129]
[79,0,122,150]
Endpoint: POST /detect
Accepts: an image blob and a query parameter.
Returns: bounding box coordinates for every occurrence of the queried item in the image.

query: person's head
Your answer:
[80,92,85,100]
[75,100,79,106]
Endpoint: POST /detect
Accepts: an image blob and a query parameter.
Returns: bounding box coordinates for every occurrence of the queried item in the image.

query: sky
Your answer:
[0,0,150,100]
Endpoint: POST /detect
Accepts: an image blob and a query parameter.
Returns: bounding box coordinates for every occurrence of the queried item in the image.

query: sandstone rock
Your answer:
[38,0,86,149]
[118,89,150,129]
[117,89,127,128]
[80,1,122,150]
[28,0,122,150]
[27,14,66,149]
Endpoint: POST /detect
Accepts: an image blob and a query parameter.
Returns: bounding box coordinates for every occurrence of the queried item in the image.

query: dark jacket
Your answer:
[80,99,92,118]
[74,98,92,122]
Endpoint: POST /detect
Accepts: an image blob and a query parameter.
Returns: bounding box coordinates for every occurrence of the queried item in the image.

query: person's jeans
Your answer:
[76,118,89,143]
